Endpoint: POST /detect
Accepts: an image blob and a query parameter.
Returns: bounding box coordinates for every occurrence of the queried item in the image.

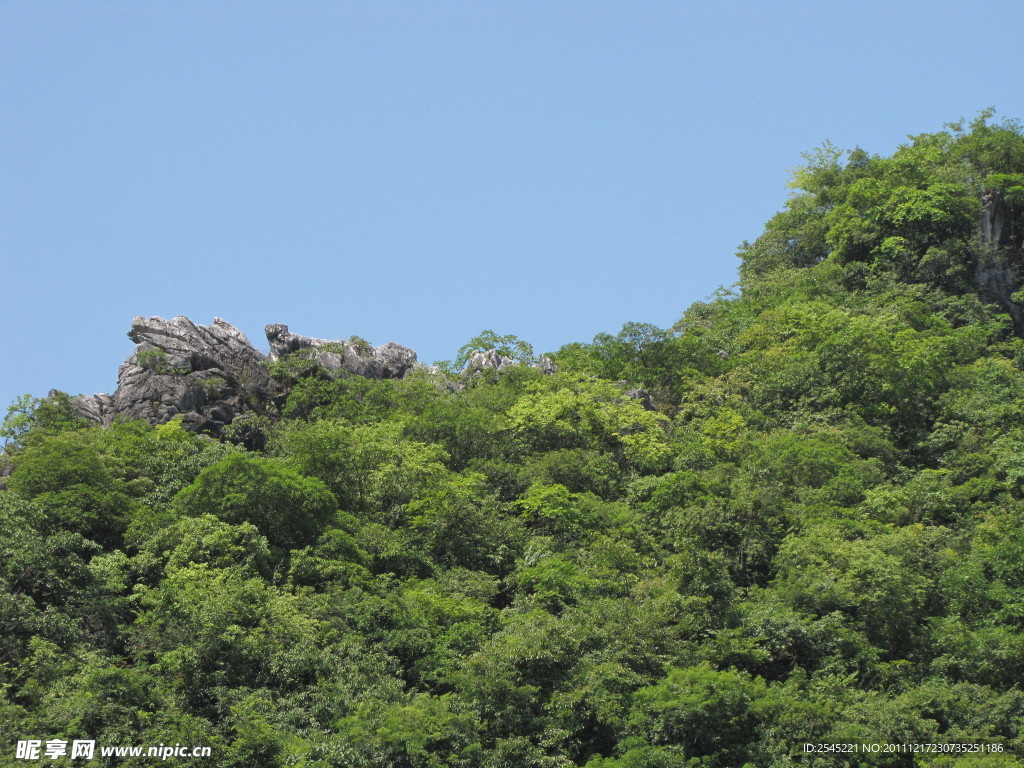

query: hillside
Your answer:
[3,112,1024,767]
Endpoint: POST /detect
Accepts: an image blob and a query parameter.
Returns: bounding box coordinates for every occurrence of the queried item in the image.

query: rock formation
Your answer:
[462,348,517,375]
[537,355,558,375]
[447,350,558,391]
[265,324,417,379]
[460,351,558,377]
[63,315,557,439]
[624,387,656,411]
[74,316,276,435]
[977,189,1024,335]
[71,316,418,437]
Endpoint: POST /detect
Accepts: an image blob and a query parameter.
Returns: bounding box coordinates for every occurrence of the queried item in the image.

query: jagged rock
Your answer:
[976,190,1024,335]
[462,349,516,375]
[372,342,420,378]
[70,315,275,435]
[65,316,547,438]
[537,355,557,375]
[76,316,278,435]
[624,387,656,411]
[69,392,115,424]
[462,351,556,376]
[265,325,417,379]
[70,316,420,437]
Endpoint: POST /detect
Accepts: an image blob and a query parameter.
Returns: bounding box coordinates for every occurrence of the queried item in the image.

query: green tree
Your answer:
[456,330,536,369]
[6,433,133,547]
[171,454,337,552]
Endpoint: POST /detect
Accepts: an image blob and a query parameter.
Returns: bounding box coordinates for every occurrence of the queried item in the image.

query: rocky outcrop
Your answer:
[537,355,557,375]
[447,350,558,391]
[70,316,419,437]
[624,387,656,411]
[462,349,517,375]
[265,324,417,379]
[460,351,558,377]
[75,316,276,435]
[71,392,115,424]
[65,315,551,438]
[978,190,1024,335]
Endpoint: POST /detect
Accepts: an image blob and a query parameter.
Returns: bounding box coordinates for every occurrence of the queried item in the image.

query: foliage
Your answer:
[1,392,89,449]
[456,330,536,369]
[171,453,338,553]
[136,347,188,375]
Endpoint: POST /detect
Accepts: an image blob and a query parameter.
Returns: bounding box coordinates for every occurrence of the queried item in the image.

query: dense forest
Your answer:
[4,112,1024,767]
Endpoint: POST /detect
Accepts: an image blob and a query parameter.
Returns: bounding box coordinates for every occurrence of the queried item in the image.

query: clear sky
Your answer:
[3,2,1024,412]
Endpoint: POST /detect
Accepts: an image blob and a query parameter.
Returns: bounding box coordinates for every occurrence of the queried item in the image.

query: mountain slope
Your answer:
[3,113,1024,767]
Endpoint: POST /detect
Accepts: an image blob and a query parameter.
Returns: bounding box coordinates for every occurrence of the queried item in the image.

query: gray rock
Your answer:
[371,341,419,379]
[453,350,557,387]
[105,316,276,434]
[69,316,420,437]
[72,392,116,424]
[462,349,516,375]
[624,388,656,411]
[265,323,323,359]
[265,325,417,379]
[537,355,557,375]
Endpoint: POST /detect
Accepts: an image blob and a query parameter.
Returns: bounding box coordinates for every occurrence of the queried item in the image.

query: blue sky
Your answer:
[3,2,1024,412]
